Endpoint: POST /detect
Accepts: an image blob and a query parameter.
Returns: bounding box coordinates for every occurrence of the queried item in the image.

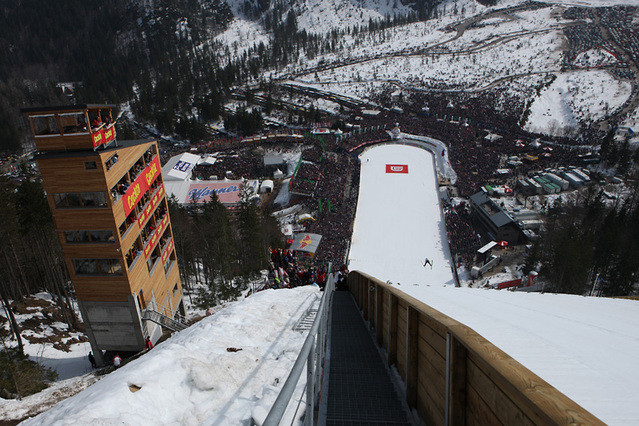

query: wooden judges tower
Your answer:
[23,104,184,365]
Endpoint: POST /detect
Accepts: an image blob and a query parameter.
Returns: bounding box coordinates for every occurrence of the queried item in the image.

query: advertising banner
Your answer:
[123,156,161,216]
[187,182,242,205]
[386,164,408,174]
[161,239,174,265]
[289,233,322,253]
[91,129,105,148]
[137,185,165,228]
[144,213,170,258]
[104,125,116,143]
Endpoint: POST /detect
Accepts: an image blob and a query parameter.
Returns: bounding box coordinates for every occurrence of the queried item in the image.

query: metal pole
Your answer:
[445,333,451,425]
[306,340,315,426]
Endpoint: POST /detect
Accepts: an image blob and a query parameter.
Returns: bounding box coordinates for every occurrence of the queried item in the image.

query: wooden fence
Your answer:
[348,271,603,425]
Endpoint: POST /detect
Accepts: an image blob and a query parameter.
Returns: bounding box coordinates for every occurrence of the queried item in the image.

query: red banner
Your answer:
[92,129,105,148]
[161,239,174,265]
[144,213,170,258]
[137,185,165,228]
[104,125,116,143]
[497,278,524,289]
[123,156,161,216]
[386,164,408,174]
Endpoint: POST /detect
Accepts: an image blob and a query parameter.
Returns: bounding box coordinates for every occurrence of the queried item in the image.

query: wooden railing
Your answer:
[348,271,603,425]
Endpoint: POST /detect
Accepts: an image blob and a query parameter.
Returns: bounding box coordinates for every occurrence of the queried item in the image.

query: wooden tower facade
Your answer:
[23,104,183,364]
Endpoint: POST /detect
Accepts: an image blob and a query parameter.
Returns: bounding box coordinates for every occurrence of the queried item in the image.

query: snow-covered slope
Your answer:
[18,287,321,425]
[347,142,639,425]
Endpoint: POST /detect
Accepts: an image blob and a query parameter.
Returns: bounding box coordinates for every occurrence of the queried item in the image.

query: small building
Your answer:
[263,154,286,176]
[162,152,200,181]
[469,191,524,245]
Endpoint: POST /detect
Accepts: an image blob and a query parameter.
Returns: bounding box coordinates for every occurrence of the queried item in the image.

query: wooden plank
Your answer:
[455,323,604,425]
[396,325,407,378]
[467,357,535,426]
[388,293,398,366]
[376,285,384,345]
[417,334,446,384]
[417,378,446,425]
[73,278,132,302]
[419,311,449,341]
[448,336,468,426]
[466,383,502,426]
[419,317,447,359]
[382,292,390,349]
[406,306,419,407]
[51,210,117,229]
[417,339,446,415]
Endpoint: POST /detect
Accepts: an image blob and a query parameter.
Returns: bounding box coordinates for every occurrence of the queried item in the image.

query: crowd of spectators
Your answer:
[191,152,263,180]
[443,203,481,267]
[301,152,359,267]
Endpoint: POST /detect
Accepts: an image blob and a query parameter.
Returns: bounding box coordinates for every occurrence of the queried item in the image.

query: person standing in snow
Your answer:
[113,354,122,368]
[145,336,153,350]
[88,352,96,368]
[424,258,433,269]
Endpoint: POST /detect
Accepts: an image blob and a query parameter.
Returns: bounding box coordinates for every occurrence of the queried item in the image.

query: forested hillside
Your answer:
[0,0,439,153]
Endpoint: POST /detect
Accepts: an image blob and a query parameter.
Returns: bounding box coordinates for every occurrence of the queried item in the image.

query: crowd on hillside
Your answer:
[443,203,481,267]
[191,153,263,180]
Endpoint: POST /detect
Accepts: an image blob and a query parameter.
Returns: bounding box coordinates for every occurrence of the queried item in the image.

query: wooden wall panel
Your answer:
[466,384,502,426]
[73,278,132,302]
[467,358,535,426]
[419,318,447,359]
[416,379,446,425]
[347,271,604,426]
[382,291,390,349]
[63,244,120,259]
[417,339,446,417]
[51,210,117,230]
[38,158,108,192]
[33,137,67,152]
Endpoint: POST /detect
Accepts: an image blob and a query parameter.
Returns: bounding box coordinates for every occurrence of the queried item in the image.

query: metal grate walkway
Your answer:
[322,291,412,425]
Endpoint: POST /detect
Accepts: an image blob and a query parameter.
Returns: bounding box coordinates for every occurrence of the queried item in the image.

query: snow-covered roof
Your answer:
[161,152,200,181]
[165,179,258,206]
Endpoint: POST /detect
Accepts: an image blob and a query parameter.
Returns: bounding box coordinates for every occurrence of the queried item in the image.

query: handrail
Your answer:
[261,267,334,426]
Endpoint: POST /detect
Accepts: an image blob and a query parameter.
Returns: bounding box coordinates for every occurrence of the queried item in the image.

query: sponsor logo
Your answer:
[104,127,114,141]
[92,131,103,147]
[173,160,193,172]
[127,183,141,210]
[188,185,239,200]
[299,234,312,249]
[386,164,408,174]
[145,162,158,186]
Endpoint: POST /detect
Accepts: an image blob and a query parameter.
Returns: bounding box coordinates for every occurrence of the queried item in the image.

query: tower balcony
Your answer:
[22,104,117,152]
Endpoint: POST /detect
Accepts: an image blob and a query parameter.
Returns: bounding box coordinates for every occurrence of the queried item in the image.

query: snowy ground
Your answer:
[211,0,639,138]
[347,142,639,425]
[12,286,321,425]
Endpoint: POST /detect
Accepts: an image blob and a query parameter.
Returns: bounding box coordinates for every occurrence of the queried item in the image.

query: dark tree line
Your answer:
[0,173,79,355]
[530,182,639,296]
[168,185,283,308]
[0,0,442,153]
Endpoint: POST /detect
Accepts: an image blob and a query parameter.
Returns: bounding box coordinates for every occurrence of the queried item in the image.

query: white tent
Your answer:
[260,180,274,193]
